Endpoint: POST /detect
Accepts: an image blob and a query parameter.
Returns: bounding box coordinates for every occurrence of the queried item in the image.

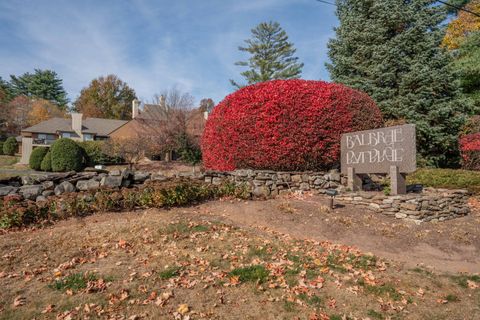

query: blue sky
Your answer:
[0,0,338,106]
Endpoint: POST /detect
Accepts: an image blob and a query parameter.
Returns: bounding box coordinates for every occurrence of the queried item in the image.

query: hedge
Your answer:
[3,137,18,156]
[40,151,52,172]
[29,147,49,170]
[50,138,85,172]
[202,79,384,171]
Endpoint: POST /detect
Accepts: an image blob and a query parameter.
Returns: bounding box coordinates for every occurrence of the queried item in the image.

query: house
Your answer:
[19,115,128,164]
[19,97,209,164]
[108,98,208,161]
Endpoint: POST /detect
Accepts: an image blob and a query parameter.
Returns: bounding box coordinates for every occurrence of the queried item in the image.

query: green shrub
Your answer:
[77,141,118,166]
[3,137,18,156]
[0,141,4,155]
[40,151,52,172]
[29,147,49,170]
[50,138,85,172]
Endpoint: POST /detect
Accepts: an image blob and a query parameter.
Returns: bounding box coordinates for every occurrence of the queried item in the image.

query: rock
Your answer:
[395,212,408,219]
[291,175,302,183]
[54,181,76,195]
[42,190,54,197]
[121,168,134,179]
[211,177,223,185]
[122,179,131,188]
[253,186,270,197]
[133,172,150,183]
[400,203,418,211]
[299,182,310,191]
[313,178,325,186]
[151,173,168,182]
[76,179,100,191]
[324,170,341,182]
[41,180,54,190]
[109,169,121,176]
[36,195,47,203]
[19,185,43,200]
[204,177,212,184]
[100,176,123,188]
[0,186,18,196]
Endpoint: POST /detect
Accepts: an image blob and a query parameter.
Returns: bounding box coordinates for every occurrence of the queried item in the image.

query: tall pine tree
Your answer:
[9,69,69,109]
[231,21,303,88]
[327,0,473,167]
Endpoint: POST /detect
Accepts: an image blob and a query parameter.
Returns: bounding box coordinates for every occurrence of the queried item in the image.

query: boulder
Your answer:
[150,173,168,182]
[76,179,100,191]
[54,181,76,195]
[133,172,150,183]
[42,190,54,197]
[212,177,223,185]
[19,185,43,200]
[253,185,270,197]
[41,180,55,190]
[109,169,121,176]
[324,170,341,182]
[0,186,18,196]
[100,175,123,188]
[121,168,134,180]
[36,195,47,203]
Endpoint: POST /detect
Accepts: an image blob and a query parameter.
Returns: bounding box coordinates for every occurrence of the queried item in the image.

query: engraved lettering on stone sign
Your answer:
[345,128,405,165]
[341,124,416,174]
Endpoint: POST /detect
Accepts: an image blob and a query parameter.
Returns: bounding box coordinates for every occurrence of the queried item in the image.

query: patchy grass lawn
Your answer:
[0,208,479,319]
[408,168,480,193]
[0,155,19,168]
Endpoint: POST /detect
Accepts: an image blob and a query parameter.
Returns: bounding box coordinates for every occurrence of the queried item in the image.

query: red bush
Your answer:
[459,133,480,170]
[202,80,383,171]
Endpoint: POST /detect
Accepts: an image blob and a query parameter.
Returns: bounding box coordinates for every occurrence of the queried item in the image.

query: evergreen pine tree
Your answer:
[327,0,473,167]
[231,21,304,88]
[9,69,69,109]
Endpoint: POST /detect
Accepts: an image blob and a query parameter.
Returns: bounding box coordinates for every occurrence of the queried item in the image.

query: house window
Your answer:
[83,134,94,141]
[62,132,72,138]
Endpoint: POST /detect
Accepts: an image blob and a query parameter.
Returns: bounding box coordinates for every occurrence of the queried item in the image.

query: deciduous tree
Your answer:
[442,0,480,49]
[73,75,137,120]
[27,99,65,126]
[231,21,303,88]
[327,0,473,167]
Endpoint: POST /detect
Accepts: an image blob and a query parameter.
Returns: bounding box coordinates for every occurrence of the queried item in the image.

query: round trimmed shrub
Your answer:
[50,138,85,172]
[29,147,49,170]
[202,79,384,171]
[40,151,52,172]
[3,137,18,156]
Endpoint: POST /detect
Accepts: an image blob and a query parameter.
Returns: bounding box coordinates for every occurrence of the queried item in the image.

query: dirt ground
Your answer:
[199,193,480,274]
[1,194,480,319]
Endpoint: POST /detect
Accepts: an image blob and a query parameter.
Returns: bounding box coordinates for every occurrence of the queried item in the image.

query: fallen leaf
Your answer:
[177,303,189,315]
[13,296,25,307]
[41,304,55,313]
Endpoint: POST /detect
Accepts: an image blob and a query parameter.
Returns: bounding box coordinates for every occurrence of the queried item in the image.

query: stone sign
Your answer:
[340,124,416,194]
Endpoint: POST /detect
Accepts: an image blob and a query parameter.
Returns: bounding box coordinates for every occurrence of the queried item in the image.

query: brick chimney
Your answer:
[71,113,83,138]
[132,99,140,119]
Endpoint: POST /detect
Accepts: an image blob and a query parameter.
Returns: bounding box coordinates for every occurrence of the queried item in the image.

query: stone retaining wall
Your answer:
[0,168,472,223]
[203,169,343,197]
[336,188,471,223]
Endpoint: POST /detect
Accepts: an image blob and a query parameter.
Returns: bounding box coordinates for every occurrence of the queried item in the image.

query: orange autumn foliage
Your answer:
[442,0,480,49]
[27,99,65,126]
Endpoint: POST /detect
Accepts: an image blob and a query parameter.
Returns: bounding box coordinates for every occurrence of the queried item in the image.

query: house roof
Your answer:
[21,117,128,136]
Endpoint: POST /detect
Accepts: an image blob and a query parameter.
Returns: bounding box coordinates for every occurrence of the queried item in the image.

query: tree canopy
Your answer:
[442,0,480,49]
[327,0,474,167]
[8,69,68,109]
[231,21,303,88]
[73,75,137,120]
